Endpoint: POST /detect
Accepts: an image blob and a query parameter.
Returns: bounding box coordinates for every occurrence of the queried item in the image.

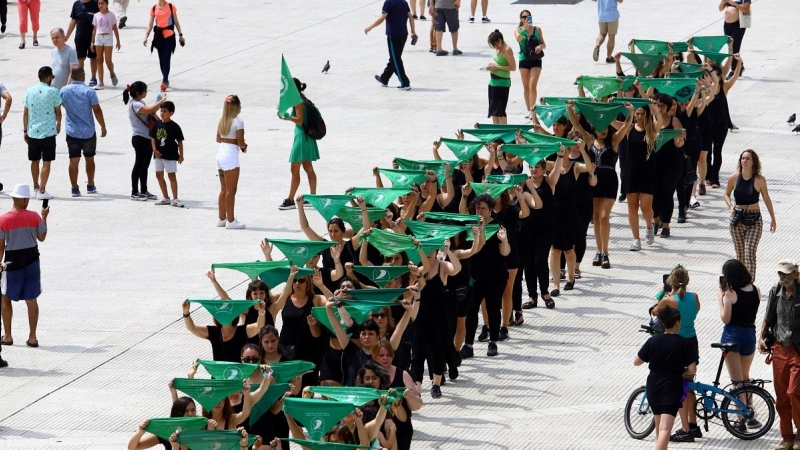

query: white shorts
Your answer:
[154,158,178,173]
[95,33,114,47]
[216,143,240,171]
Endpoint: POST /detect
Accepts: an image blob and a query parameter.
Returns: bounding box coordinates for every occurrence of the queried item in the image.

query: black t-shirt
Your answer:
[150,120,184,161]
[70,0,99,40]
[343,341,372,387]
[470,220,507,278]
[206,325,249,362]
[637,333,697,375]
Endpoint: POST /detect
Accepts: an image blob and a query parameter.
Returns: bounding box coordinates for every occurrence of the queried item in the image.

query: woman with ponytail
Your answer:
[215,94,247,229]
[123,81,167,201]
[277,78,319,211]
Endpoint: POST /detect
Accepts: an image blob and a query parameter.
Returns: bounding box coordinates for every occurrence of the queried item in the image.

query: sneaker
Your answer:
[429,47,436,53]
[746,418,762,428]
[498,326,509,341]
[677,215,686,224]
[430,385,442,398]
[71,188,81,197]
[397,85,412,90]
[374,75,387,87]
[605,57,615,63]
[172,199,185,208]
[452,49,463,56]
[86,185,97,194]
[94,84,105,90]
[226,219,246,229]
[118,16,127,29]
[478,325,489,342]
[412,14,418,19]
[448,362,458,380]
[89,78,97,87]
[592,252,602,266]
[592,45,600,62]
[601,253,610,269]
[131,193,144,201]
[487,342,498,357]
[155,198,171,205]
[670,430,695,443]
[660,228,671,238]
[618,194,626,202]
[690,196,700,208]
[37,191,53,200]
[688,425,703,438]
[645,228,655,245]
[468,16,475,22]
[111,75,119,87]
[216,219,227,227]
[0,357,7,368]
[481,16,491,23]
[435,50,449,56]
[630,239,641,251]
[278,198,296,210]
[459,344,474,359]
[143,192,158,201]
[774,440,795,450]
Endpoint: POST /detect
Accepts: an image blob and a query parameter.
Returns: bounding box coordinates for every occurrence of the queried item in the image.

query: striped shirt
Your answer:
[0,210,46,271]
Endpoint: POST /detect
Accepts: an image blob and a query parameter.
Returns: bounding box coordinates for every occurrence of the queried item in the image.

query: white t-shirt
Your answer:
[93,11,116,34]
[221,117,244,139]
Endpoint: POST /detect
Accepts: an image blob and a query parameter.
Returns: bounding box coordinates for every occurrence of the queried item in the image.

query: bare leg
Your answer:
[20,31,26,45]
[1,296,12,341]
[86,157,95,186]
[451,31,459,51]
[592,198,603,252]
[549,248,562,291]
[599,198,614,253]
[529,68,542,114]
[31,160,40,188]
[287,162,302,200]
[481,0,488,17]
[501,268,517,326]
[519,68,531,112]
[301,161,317,194]
[498,116,507,125]
[470,0,477,17]
[435,31,443,51]
[167,172,178,199]
[223,168,240,222]
[95,47,105,84]
[640,193,654,231]
[564,250,576,283]
[697,150,708,187]
[626,193,640,239]
[595,32,607,48]
[104,46,115,81]
[606,34,616,59]
[39,161,51,193]
[217,170,226,221]
[155,170,168,198]
[89,57,98,80]
[480,299,488,328]
[68,157,80,189]
[655,414,675,450]
[25,299,38,343]
[454,317,466,350]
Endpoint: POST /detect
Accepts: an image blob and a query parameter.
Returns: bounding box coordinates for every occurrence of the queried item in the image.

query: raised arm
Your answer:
[326,298,352,349]
[206,270,231,300]
[182,301,209,339]
[566,102,593,145]
[295,195,324,241]
[437,163,455,207]
[245,301,267,337]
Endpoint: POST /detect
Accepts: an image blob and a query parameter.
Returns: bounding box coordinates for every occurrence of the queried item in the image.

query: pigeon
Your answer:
[322,61,330,74]
[788,113,796,125]
[793,124,800,134]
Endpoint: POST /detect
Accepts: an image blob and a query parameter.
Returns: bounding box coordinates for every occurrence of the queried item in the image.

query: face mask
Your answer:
[780,279,793,288]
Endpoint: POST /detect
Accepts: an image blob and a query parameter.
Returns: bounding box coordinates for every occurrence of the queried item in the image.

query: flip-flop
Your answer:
[543,296,555,309]
[26,340,39,348]
[1,336,13,346]
[522,299,537,309]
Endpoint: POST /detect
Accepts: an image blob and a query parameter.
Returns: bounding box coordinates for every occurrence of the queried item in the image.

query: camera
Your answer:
[730,208,742,227]
[764,330,775,351]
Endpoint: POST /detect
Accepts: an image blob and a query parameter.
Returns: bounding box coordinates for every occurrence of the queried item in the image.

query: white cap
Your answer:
[778,259,799,274]
[9,184,32,199]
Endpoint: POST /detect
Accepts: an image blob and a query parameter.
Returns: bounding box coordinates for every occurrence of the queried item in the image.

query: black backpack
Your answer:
[524,27,544,61]
[302,96,326,140]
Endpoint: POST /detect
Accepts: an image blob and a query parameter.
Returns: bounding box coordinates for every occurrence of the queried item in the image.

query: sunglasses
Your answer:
[242,356,260,363]
[293,278,307,284]
[373,312,389,318]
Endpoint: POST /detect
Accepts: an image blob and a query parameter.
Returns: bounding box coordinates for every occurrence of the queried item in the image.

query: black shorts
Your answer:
[650,404,680,416]
[27,135,57,162]
[488,84,510,118]
[519,59,542,69]
[67,134,97,158]
[75,36,97,59]
[434,8,459,32]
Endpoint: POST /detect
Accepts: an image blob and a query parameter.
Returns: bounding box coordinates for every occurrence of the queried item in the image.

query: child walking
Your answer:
[90,0,121,89]
[149,101,185,207]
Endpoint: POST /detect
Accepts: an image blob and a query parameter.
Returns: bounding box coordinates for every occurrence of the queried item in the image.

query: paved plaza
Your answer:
[1,0,799,448]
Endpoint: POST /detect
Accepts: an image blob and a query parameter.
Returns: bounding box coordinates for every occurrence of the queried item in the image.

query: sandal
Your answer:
[698,183,706,196]
[19,42,25,49]
[32,39,38,46]
[514,311,524,326]
[574,269,582,279]
[26,340,39,348]
[543,296,555,309]
[522,299,537,309]
[0,335,13,346]
[591,252,602,267]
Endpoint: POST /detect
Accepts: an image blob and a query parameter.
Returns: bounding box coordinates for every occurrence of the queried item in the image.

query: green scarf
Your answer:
[654,128,685,152]
[286,438,366,450]
[393,158,455,186]
[345,288,409,302]
[340,299,400,317]
[378,168,429,188]
[403,219,466,240]
[574,102,625,131]
[185,300,257,325]
[267,239,336,266]
[303,195,355,222]
[690,35,729,53]
[259,266,315,288]
[177,430,256,450]
[172,378,244,411]
[197,359,259,381]
[269,360,317,384]
[249,383,291,426]
[671,41,689,53]
[534,104,567,128]
[439,138,485,162]
[421,211,481,223]
[468,182,515,199]
[610,97,652,116]
[485,173,529,185]
[695,50,732,64]
[678,62,703,73]
[575,76,621,99]
[307,386,381,406]
[519,131,576,147]
[310,306,368,336]
[350,265,410,287]
[541,96,586,105]
[461,128,518,143]
[467,223,500,241]
[361,229,415,257]
[637,77,697,102]
[668,70,706,80]
[620,52,664,76]
[632,39,670,55]
[211,261,286,280]
[501,143,561,166]
[347,187,410,210]
[282,398,355,442]
[474,123,534,130]
[620,76,637,91]
[334,206,386,233]
[144,417,208,441]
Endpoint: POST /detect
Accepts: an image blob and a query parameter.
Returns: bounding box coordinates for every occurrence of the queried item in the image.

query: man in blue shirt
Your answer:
[60,67,106,197]
[365,0,417,90]
[592,0,623,63]
[23,66,62,200]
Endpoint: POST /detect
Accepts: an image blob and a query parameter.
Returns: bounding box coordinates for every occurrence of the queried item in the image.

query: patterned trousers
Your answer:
[730,212,762,279]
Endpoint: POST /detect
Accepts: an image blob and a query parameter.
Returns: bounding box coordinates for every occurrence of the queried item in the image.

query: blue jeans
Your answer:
[156,35,176,85]
[721,324,756,356]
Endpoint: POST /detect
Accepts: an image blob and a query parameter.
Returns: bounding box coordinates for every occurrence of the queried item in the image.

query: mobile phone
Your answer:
[411,35,418,46]
[527,16,533,24]
[42,199,49,208]
[662,274,671,293]
[719,275,726,291]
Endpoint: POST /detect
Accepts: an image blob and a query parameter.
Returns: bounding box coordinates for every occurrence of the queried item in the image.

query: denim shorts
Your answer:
[721,324,757,356]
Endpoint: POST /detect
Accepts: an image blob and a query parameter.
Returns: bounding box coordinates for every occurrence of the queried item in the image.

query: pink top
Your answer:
[93,11,116,35]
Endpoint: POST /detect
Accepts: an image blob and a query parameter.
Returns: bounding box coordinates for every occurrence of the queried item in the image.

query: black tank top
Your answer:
[279,297,315,352]
[524,178,554,231]
[729,286,759,328]
[570,154,593,203]
[733,174,759,205]
[420,269,446,304]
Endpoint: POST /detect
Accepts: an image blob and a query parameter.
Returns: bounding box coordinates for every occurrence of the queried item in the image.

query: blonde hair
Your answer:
[667,265,690,299]
[217,95,242,136]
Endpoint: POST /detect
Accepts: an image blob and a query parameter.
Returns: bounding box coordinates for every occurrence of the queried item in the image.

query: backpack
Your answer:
[524,27,544,61]
[302,96,326,140]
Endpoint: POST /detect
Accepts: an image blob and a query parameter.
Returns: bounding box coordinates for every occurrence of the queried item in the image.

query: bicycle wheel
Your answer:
[624,386,655,439]
[720,385,776,440]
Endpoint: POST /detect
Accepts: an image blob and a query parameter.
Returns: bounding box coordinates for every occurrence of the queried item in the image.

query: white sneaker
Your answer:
[216,219,227,227]
[226,219,246,229]
[645,228,655,245]
[155,198,171,205]
[37,191,54,200]
[172,199,185,208]
[630,239,641,251]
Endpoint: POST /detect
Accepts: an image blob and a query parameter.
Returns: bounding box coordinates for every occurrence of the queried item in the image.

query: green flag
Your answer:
[393,158,455,186]
[486,173,529,185]
[695,50,732,64]
[610,97,652,115]
[344,288,408,302]
[439,138,484,162]
[303,195,355,222]
[351,265,410,287]
[575,76,621,99]
[362,229,415,257]
[283,398,355,441]
[671,41,689,53]
[621,52,664,76]
[620,75,637,91]
[249,383,291,426]
[541,96,586,105]
[144,417,208,441]
[307,386,381,406]
[269,360,317,384]
[177,430,254,450]
[421,211,481,223]
[310,306,364,336]
[690,35,729,52]
[469,182,515,199]
[186,300,257,325]
[347,187,410,210]
[172,378,243,411]
[461,128,517,143]
[278,55,303,119]
[668,70,705,80]
[403,220,466,240]
[378,168,429,188]
[637,78,697,102]
[632,39,670,55]
[519,131,576,147]
[286,438,365,450]
[574,102,625,131]
[467,224,500,241]
[474,123,534,130]
[502,143,562,166]
[383,387,407,404]
[268,239,336,266]
[197,359,259,381]
[654,128,685,152]
[334,206,386,233]
[340,298,401,317]
[678,62,703,73]
[211,261,285,280]
[259,266,315,288]
[534,104,567,128]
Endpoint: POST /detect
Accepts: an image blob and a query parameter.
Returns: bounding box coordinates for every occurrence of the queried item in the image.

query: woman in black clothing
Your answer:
[181,299,266,362]
[652,94,687,239]
[206,270,292,338]
[279,266,326,387]
[704,55,743,189]
[297,205,357,292]
[128,396,209,450]
[675,86,706,223]
[720,0,749,77]
[374,339,423,450]
[622,99,660,250]
[494,186,529,339]
[568,130,595,280]
[718,259,760,388]
[521,158,558,309]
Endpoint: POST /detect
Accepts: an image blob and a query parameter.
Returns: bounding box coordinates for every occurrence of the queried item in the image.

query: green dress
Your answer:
[289,105,320,163]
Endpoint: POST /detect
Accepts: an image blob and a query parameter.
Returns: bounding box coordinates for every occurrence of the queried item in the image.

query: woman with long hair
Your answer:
[521,158,557,309]
[485,30,516,125]
[494,186,528,339]
[279,266,326,388]
[123,81,167,201]
[703,53,742,189]
[258,326,295,450]
[514,9,545,118]
[373,339,423,450]
[621,99,660,250]
[215,94,247,229]
[723,149,776,278]
[128,390,211,449]
[278,78,318,210]
[718,259,760,389]
[651,94,687,239]
[142,0,185,88]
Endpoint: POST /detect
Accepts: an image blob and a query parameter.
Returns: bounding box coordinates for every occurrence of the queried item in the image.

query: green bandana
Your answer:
[303,195,355,222]
[461,128,517,143]
[278,55,302,118]
[620,52,664,76]
[197,359,259,381]
[403,220,466,240]
[172,378,244,411]
[351,265,410,287]
[249,383,291,426]
[671,42,689,53]
[690,35,729,53]
[620,76,637,91]
[362,229,415,257]
[677,62,703,73]
[574,102,625,131]
[610,97,652,116]
[695,50,732,64]
[466,223,500,241]
[269,360,317,384]
[282,398,355,442]
[541,96,586,105]
[384,387,407,404]
[211,261,286,280]
[335,206,386,233]
[519,131,576,147]
[421,211,481,223]
[186,300,258,325]
[286,438,365,450]
[469,182,515,199]
[340,299,400,318]
[259,266,315,288]
[439,138,485,162]
[668,70,705,80]
[502,143,562,166]
[267,239,336,266]
[310,306,364,336]
[534,104,567,128]
[378,168,428,188]
[474,123,533,130]
[344,288,409,302]
[637,78,697,102]
[393,158,455,186]
[632,39,670,55]
[177,430,255,450]
[347,187,410,210]
[412,237,446,261]
[575,76,621,99]
[654,128,685,152]
[485,173,529,185]
[144,417,208,441]
[308,386,381,406]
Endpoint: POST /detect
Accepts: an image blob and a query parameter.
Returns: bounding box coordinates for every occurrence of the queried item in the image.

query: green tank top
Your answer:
[518,27,541,62]
[489,51,511,88]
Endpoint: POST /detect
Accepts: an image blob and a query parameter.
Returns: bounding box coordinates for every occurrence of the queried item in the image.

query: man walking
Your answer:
[65,0,100,87]
[23,66,63,200]
[60,67,106,197]
[0,184,49,349]
[50,28,79,90]
[592,0,622,63]
[366,0,417,90]
[113,0,128,28]
[430,0,461,56]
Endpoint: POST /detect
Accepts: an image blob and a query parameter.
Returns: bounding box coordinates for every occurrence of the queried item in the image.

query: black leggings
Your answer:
[524,229,552,300]
[677,139,700,214]
[131,135,152,194]
[410,300,447,382]
[723,21,746,72]
[653,155,683,224]
[156,35,177,84]
[706,125,728,186]
[0,0,6,26]
[466,272,508,344]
